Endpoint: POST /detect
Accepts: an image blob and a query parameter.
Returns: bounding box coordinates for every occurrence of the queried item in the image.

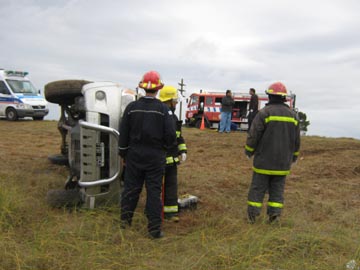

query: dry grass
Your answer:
[0,119,360,270]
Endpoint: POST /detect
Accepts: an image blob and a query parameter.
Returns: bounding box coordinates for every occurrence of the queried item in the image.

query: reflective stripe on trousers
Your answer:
[164,205,178,213]
[247,172,286,216]
[247,201,283,209]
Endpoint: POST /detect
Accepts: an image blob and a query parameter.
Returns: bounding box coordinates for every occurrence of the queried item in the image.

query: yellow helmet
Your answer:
[159,85,178,102]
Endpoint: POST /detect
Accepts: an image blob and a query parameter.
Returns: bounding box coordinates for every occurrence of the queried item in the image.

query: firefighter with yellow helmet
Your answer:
[159,85,187,222]
[244,82,300,224]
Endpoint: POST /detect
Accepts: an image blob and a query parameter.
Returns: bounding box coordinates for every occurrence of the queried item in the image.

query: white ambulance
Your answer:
[0,69,49,120]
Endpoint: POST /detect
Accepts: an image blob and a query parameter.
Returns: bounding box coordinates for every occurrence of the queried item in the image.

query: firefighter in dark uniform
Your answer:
[119,71,176,239]
[159,85,187,222]
[247,88,258,131]
[244,82,300,223]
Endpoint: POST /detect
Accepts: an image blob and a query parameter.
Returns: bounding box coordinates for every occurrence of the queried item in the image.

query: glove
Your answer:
[181,153,187,162]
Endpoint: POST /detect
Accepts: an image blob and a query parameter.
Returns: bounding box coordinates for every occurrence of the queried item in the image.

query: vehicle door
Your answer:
[186,95,199,120]
[204,96,215,121]
[0,81,12,116]
[213,97,222,121]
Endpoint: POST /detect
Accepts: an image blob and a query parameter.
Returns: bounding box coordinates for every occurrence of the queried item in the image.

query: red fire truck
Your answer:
[185,91,296,130]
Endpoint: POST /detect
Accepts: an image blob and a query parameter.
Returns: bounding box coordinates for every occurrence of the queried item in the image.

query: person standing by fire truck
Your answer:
[119,71,176,239]
[219,89,235,133]
[244,82,300,224]
[247,88,258,131]
[159,85,187,222]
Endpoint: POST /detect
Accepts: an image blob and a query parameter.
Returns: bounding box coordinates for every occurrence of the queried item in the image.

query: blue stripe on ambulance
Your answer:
[0,96,22,104]
[17,95,43,99]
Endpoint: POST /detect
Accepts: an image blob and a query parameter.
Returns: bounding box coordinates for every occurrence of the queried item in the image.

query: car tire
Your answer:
[195,118,209,129]
[195,119,201,128]
[6,107,18,121]
[48,154,69,166]
[46,189,82,208]
[44,80,91,105]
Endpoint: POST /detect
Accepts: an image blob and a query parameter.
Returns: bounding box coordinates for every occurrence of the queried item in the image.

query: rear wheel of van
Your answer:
[6,107,18,121]
[44,80,92,105]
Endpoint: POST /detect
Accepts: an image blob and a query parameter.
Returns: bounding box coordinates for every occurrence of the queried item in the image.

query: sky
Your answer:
[1,0,359,139]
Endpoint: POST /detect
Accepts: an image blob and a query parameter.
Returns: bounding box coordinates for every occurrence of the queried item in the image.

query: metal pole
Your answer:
[178,78,186,121]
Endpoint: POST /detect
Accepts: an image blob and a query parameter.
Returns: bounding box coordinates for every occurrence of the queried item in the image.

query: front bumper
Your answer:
[16,108,49,118]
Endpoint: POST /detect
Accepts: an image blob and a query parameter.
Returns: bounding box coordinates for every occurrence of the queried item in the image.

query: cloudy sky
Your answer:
[1,0,359,138]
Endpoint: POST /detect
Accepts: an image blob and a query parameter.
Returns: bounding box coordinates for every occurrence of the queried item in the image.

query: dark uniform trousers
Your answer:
[247,172,285,217]
[121,149,165,233]
[163,118,186,216]
[164,164,178,215]
[247,110,258,131]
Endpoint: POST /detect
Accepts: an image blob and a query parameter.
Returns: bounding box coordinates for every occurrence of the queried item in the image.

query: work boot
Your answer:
[268,215,280,224]
[149,230,164,239]
[164,213,180,223]
[120,219,131,229]
[247,213,256,224]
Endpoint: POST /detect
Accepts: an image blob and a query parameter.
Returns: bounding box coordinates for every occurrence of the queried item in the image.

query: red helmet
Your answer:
[265,82,287,96]
[138,70,164,91]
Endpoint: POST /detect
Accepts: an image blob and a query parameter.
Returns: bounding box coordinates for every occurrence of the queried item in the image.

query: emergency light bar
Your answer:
[4,70,29,77]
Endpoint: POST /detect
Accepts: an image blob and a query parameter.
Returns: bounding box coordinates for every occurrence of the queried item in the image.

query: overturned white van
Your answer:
[0,69,49,120]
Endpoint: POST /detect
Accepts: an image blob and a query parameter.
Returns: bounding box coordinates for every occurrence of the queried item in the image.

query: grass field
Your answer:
[0,119,359,270]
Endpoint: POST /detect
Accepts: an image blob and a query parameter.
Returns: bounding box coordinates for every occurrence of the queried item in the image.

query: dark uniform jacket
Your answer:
[249,94,259,112]
[165,112,187,166]
[221,95,235,112]
[119,97,176,167]
[245,102,300,175]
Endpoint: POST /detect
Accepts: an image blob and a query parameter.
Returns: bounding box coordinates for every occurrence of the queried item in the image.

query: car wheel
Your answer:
[6,107,18,121]
[44,80,92,105]
[195,118,208,129]
[46,189,82,208]
[48,154,69,166]
[195,119,201,128]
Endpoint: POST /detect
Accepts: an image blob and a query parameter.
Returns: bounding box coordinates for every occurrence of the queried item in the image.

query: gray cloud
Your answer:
[1,0,359,138]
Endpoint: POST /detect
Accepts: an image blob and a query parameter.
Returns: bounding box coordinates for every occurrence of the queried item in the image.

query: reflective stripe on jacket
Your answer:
[118,97,177,164]
[165,111,187,166]
[245,102,300,175]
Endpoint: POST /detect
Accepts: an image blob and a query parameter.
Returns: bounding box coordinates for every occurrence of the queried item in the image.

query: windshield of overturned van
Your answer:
[6,79,38,95]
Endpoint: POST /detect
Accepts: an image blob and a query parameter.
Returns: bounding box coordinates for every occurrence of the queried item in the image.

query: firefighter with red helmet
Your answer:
[159,85,187,222]
[244,82,300,223]
[119,71,176,238]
